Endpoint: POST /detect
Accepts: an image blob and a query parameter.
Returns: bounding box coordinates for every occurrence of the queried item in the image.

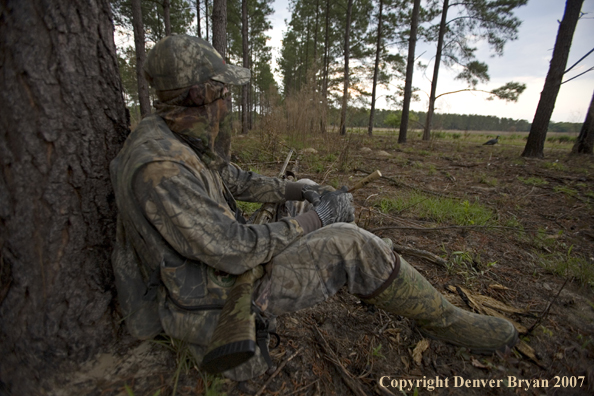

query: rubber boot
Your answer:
[362,255,518,354]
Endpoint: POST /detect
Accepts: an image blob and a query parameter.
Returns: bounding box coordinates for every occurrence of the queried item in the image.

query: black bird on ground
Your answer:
[483,135,500,145]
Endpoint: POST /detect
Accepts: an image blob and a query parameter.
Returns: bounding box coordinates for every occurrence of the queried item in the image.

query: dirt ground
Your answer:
[50,133,594,396]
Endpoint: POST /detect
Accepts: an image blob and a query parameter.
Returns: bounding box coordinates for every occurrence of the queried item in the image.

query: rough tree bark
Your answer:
[522,0,583,158]
[572,90,594,154]
[206,0,210,42]
[196,0,202,37]
[399,0,421,144]
[424,0,449,141]
[313,0,320,75]
[212,0,227,58]
[163,0,171,36]
[131,0,152,117]
[320,0,330,134]
[368,0,384,137]
[241,0,249,134]
[339,0,354,136]
[0,0,128,393]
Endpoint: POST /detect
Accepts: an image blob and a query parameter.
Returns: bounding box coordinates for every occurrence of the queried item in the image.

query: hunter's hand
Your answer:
[302,184,335,205]
[313,186,355,226]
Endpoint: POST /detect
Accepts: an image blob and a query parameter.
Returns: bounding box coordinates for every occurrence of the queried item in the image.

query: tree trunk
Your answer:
[163,0,171,36]
[241,0,248,134]
[368,0,384,137]
[212,0,227,58]
[131,0,151,117]
[399,0,421,144]
[424,0,448,141]
[197,0,202,37]
[523,0,584,158]
[572,90,594,154]
[321,0,330,133]
[206,0,210,42]
[313,0,320,80]
[305,16,311,81]
[339,0,354,136]
[0,0,128,393]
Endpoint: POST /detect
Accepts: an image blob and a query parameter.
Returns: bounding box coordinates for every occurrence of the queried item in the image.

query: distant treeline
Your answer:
[328,107,582,133]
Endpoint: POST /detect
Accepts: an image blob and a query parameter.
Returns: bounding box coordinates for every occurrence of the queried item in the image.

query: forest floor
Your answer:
[52,131,594,396]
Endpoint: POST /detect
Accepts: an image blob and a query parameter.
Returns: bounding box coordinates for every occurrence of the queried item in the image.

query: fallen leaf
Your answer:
[412,339,430,366]
[489,284,510,290]
[471,356,489,369]
[400,355,410,371]
[516,340,545,368]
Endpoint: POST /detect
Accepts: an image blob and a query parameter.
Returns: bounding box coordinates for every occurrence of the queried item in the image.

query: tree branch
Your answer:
[435,88,492,100]
[561,67,594,84]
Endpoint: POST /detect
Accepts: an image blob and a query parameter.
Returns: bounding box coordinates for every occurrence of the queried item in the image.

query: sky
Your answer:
[267,0,594,123]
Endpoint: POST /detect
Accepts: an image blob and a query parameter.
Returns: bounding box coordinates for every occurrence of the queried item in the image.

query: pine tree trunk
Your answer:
[313,0,320,79]
[399,0,421,144]
[572,90,594,154]
[368,0,384,137]
[0,0,128,392]
[197,0,202,37]
[206,0,210,42]
[523,0,584,158]
[339,0,354,136]
[212,0,227,58]
[322,0,330,100]
[241,0,248,134]
[424,0,448,141]
[321,0,330,133]
[163,0,171,36]
[131,0,151,117]
[305,16,311,81]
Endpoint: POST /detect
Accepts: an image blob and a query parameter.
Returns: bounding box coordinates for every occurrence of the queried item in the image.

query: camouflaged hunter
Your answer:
[110,34,519,382]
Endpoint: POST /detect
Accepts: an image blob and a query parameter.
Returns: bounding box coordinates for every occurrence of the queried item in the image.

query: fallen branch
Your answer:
[312,325,367,396]
[354,168,451,198]
[527,278,569,335]
[255,346,304,396]
[391,243,448,268]
[369,225,530,233]
[285,380,320,396]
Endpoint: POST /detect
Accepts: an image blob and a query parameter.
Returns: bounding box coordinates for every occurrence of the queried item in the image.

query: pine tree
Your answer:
[398,0,421,143]
[422,0,528,140]
[523,0,584,158]
[572,90,594,155]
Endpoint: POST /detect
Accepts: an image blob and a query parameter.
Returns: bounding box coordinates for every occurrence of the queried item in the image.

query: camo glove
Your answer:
[285,182,336,204]
[302,184,335,205]
[313,186,355,227]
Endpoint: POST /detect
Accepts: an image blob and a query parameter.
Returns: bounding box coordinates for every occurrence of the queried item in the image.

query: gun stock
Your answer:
[201,150,294,374]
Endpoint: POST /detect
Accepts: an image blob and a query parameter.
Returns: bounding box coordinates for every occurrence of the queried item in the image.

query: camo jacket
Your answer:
[110,114,305,344]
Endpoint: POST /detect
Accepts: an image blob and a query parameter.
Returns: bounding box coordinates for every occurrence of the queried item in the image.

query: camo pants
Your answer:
[218,184,397,381]
[254,222,397,315]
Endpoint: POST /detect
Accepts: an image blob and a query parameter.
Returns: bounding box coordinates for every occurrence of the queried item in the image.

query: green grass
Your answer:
[374,192,494,226]
[541,161,568,171]
[517,176,548,186]
[537,247,594,287]
[547,135,576,143]
[445,251,495,286]
[479,175,498,186]
[554,185,578,197]
[236,201,262,217]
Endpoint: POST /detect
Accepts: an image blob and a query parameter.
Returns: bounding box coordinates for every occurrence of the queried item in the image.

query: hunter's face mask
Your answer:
[154,80,232,165]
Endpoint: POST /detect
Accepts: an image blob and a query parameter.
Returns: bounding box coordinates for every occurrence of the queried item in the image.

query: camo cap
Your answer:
[144,34,251,91]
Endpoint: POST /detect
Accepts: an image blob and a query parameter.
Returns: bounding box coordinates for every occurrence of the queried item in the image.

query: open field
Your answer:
[57,130,593,395]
